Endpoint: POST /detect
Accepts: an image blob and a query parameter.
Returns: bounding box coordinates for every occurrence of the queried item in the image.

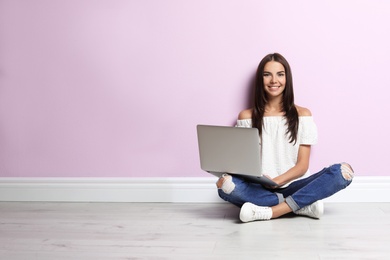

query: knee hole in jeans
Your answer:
[216,174,235,194]
[340,163,354,181]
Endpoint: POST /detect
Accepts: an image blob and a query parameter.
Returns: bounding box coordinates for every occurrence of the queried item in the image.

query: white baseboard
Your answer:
[0,176,389,203]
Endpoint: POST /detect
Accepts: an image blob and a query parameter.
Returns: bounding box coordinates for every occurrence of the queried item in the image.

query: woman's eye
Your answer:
[278,73,285,77]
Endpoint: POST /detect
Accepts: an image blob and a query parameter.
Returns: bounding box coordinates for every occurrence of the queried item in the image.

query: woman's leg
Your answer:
[282,163,354,211]
[216,174,283,207]
[240,163,354,222]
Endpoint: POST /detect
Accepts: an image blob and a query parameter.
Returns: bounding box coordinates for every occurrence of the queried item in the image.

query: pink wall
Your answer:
[0,0,389,177]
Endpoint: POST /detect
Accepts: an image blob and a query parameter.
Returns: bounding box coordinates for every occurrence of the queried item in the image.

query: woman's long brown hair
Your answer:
[252,53,299,144]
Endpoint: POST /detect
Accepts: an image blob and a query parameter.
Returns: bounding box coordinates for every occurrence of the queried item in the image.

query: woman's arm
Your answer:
[271,144,311,187]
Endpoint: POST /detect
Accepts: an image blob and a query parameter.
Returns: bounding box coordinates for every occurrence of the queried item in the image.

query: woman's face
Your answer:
[263,61,286,98]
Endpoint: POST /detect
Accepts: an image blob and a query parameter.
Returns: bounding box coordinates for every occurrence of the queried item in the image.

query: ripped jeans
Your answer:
[218,163,354,211]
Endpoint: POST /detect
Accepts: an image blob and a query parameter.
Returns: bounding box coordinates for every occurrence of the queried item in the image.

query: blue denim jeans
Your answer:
[218,163,353,211]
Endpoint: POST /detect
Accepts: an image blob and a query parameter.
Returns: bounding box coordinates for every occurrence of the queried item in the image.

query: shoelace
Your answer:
[252,206,268,220]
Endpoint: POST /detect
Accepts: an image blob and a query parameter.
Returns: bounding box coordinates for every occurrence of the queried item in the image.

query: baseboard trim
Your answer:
[0,176,389,203]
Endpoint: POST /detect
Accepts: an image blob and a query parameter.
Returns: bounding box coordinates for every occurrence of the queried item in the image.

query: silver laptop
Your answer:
[196,124,278,187]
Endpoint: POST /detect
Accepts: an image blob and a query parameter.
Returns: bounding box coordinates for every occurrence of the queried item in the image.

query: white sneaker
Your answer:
[239,202,272,222]
[294,200,324,219]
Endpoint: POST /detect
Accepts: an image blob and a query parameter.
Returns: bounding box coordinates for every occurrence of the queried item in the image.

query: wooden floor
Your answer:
[0,202,389,259]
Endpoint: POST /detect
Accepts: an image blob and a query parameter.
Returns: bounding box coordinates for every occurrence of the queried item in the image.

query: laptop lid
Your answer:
[196,124,278,187]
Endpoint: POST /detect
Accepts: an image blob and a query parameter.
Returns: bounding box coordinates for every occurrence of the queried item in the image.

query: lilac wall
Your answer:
[0,0,389,177]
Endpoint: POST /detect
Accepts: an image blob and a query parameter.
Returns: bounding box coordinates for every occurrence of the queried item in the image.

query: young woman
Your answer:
[217,53,354,222]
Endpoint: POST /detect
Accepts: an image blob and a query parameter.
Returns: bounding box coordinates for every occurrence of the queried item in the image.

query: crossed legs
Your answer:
[217,163,354,222]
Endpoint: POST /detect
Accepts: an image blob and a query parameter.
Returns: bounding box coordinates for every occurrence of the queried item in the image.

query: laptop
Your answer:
[196,124,278,187]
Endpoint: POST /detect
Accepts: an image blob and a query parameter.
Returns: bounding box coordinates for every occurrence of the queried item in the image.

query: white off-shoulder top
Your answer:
[236,116,318,185]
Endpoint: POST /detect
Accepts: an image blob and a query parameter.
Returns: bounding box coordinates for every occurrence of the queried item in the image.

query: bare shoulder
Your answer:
[238,108,253,120]
[296,105,312,116]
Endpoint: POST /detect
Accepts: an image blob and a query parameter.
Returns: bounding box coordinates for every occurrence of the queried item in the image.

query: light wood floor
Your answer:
[0,202,389,259]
